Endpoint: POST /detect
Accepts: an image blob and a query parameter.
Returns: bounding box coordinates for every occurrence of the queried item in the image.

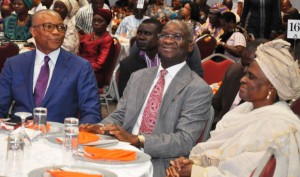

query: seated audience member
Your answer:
[215,11,246,63]
[211,39,268,130]
[112,0,135,17]
[145,0,172,23]
[180,2,200,34]
[115,1,149,35]
[35,0,54,12]
[231,0,243,18]
[166,39,300,177]
[167,0,182,20]
[80,20,212,177]
[4,0,33,40]
[281,0,292,14]
[53,0,79,53]
[190,0,210,24]
[222,0,240,22]
[0,5,13,32]
[0,10,101,124]
[78,8,113,88]
[76,0,110,34]
[194,3,229,41]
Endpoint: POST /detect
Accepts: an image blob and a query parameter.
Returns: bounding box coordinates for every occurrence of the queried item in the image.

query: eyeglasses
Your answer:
[157,33,185,41]
[32,23,67,32]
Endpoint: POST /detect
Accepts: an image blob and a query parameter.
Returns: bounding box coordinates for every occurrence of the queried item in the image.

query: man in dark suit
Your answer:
[119,18,203,97]
[0,10,101,124]
[212,39,268,129]
[80,20,212,177]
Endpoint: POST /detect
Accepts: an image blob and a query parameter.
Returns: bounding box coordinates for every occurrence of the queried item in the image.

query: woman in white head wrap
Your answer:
[166,39,300,177]
[53,0,79,53]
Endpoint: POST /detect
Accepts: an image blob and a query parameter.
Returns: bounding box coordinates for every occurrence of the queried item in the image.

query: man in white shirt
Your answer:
[75,0,110,34]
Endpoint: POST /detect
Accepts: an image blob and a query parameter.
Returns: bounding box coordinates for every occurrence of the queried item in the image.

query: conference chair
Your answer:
[197,106,215,143]
[195,34,217,59]
[290,98,300,116]
[201,53,235,85]
[0,41,19,72]
[250,147,276,177]
[99,37,121,114]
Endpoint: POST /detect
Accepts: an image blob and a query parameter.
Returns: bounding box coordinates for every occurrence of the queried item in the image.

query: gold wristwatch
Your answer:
[137,135,145,148]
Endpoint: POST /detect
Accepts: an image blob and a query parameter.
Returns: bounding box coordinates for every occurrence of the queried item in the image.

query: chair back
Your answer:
[112,64,120,101]
[102,37,121,87]
[197,106,215,143]
[195,34,217,59]
[290,98,300,116]
[250,148,276,177]
[201,53,234,85]
[0,41,19,72]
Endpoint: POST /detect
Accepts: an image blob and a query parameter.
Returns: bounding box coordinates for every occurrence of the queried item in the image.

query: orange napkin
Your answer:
[55,131,100,145]
[78,131,100,144]
[47,170,102,177]
[84,146,137,161]
[26,122,51,133]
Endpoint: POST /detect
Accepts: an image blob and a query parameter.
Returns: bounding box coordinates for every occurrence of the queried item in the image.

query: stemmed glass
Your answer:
[15,112,32,145]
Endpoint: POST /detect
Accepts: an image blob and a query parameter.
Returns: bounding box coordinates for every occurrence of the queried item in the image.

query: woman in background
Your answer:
[4,0,32,40]
[78,8,113,88]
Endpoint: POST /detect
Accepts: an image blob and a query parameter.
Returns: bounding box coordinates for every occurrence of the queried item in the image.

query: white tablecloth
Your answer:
[0,131,153,177]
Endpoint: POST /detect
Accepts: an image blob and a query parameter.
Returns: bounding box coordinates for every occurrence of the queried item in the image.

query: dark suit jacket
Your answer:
[0,48,101,124]
[212,64,245,128]
[102,64,212,177]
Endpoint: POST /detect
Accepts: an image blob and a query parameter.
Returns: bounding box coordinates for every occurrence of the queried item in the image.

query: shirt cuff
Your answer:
[191,164,206,177]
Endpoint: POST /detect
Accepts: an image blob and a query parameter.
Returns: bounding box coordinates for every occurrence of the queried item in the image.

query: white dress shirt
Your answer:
[131,61,186,135]
[33,48,60,95]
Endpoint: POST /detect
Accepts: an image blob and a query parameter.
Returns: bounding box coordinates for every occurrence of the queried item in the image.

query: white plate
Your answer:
[78,149,151,165]
[46,134,119,148]
[27,165,117,177]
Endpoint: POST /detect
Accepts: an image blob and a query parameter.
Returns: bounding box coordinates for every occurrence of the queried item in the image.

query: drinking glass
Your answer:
[33,107,47,141]
[5,132,24,177]
[62,117,79,166]
[14,112,32,145]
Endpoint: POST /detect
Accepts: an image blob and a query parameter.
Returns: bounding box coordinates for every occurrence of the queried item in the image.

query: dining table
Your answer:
[0,122,153,177]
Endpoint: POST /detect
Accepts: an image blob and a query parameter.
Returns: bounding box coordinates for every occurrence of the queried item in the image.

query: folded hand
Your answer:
[79,124,104,134]
[166,157,194,177]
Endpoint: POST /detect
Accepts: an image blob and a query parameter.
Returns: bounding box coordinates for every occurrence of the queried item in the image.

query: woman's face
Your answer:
[53,1,68,20]
[239,61,272,103]
[181,3,191,17]
[12,0,28,14]
[92,14,107,34]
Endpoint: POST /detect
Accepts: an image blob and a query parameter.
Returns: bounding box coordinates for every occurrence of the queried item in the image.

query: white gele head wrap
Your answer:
[255,39,300,101]
[56,0,79,17]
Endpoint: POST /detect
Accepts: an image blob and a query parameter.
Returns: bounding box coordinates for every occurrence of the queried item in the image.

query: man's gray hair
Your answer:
[165,20,193,42]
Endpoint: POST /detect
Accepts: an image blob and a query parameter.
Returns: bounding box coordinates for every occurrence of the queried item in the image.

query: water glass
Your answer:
[62,117,79,166]
[5,133,24,177]
[33,107,47,141]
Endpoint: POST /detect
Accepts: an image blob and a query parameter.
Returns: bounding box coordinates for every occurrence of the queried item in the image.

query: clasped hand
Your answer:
[79,124,139,146]
[165,157,194,177]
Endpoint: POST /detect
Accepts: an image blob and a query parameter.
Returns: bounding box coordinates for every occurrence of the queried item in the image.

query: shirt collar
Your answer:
[157,61,186,78]
[35,48,60,65]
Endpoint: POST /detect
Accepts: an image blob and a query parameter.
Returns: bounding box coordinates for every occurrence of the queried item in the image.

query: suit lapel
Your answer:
[158,64,192,119]
[41,49,69,106]
[25,50,37,108]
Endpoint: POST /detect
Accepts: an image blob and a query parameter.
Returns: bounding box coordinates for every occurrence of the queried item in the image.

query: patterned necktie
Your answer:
[139,70,167,134]
[34,56,50,107]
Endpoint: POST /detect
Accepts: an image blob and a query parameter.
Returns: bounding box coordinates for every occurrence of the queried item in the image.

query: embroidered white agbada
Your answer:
[190,101,300,177]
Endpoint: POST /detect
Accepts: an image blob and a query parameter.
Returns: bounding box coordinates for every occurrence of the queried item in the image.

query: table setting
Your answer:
[0,108,153,177]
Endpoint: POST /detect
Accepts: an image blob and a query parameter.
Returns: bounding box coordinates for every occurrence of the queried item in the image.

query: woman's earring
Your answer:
[267,91,272,100]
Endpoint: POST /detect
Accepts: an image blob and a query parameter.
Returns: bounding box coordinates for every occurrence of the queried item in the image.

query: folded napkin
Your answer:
[26,122,51,133]
[78,131,100,144]
[47,170,103,177]
[84,146,137,161]
[55,131,100,145]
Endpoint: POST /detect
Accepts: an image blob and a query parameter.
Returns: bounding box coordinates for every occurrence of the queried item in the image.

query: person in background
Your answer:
[78,8,113,88]
[115,1,149,36]
[167,0,182,20]
[190,0,210,24]
[145,0,172,23]
[4,0,32,40]
[0,10,101,124]
[211,39,268,130]
[76,0,110,34]
[0,5,13,32]
[53,0,79,53]
[281,0,292,13]
[35,0,53,12]
[166,39,300,177]
[241,0,281,39]
[180,2,200,35]
[80,20,212,177]
[231,0,243,18]
[222,0,240,22]
[215,11,246,62]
